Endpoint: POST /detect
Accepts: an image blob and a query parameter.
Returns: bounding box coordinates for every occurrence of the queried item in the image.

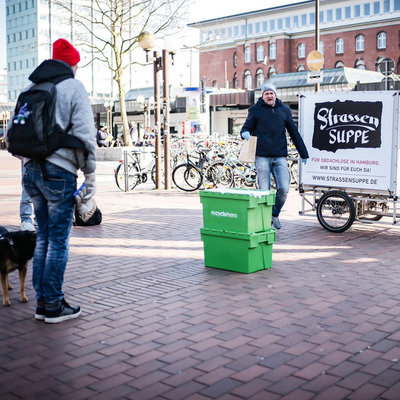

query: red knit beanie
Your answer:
[52,38,80,66]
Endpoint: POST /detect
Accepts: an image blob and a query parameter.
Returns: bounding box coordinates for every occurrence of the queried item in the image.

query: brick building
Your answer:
[188,0,400,89]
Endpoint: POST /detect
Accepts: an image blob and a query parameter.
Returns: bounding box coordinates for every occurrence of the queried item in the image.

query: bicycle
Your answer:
[114,150,159,191]
[172,146,218,191]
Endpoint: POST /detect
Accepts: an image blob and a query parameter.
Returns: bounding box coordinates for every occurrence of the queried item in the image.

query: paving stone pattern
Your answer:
[0,150,399,399]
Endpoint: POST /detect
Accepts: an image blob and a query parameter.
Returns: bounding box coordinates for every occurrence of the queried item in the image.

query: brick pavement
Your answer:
[0,149,400,400]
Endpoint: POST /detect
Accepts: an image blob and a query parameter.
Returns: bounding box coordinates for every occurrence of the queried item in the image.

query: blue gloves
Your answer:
[301,158,308,165]
[242,131,250,141]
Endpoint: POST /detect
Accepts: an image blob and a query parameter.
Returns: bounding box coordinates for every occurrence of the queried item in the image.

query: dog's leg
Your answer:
[6,274,13,290]
[1,272,10,306]
[19,267,28,303]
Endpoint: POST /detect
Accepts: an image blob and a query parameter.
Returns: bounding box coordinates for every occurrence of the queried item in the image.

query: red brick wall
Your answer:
[199,23,400,87]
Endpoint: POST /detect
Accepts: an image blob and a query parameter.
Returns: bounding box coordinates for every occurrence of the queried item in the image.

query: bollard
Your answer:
[123,150,129,192]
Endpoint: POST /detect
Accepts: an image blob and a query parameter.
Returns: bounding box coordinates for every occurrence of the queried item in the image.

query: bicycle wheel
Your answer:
[172,163,203,191]
[207,162,234,188]
[316,190,356,233]
[115,162,140,191]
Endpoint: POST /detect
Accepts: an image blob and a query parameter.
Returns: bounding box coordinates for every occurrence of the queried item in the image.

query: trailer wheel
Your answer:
[316,190,356,233]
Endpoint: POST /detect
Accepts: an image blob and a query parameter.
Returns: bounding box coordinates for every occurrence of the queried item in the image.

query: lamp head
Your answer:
[138,31,155,51]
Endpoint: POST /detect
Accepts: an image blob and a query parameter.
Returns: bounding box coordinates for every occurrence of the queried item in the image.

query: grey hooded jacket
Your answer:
[7,59,96,176]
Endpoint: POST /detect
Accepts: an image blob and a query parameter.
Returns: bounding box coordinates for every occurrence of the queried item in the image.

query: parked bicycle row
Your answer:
[114,134,300,192]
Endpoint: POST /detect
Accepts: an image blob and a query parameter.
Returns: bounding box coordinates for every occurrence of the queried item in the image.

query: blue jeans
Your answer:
[20,163,34,223]
[23,161,77,304]
[255,156,290,218]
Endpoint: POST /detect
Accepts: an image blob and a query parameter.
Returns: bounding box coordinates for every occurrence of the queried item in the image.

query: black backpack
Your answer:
[74,206,102,227]
[7,81,86,160]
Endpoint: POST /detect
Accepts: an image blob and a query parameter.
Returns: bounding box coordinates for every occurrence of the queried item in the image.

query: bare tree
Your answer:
[51,0,191,146]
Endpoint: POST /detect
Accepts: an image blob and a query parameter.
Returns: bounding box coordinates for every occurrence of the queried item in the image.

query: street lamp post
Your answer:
[315,0,320,92]
[104,101,114,138]
[139,32,175,190]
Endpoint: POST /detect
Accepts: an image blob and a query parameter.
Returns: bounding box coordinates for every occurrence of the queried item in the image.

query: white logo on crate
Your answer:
[211,210,238,218]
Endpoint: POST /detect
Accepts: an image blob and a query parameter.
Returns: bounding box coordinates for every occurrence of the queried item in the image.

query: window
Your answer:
[297,64,306,72]
[319,11,324,23]
[241,25,246,36]
[270,20,275,31]
[285,17,290,28]
[355,59,366,70]
[354,5,361,17]
[364,3,370,15]
[377,32,387,49]
[262,21,267,32]
[269,42,277,60]
[232,72,238,88]
[234,26,239,36]
[395,0,400,10]
[220,28,225,38]
[268,65,277,78]
[345,6,351,18]
[256,68,265,88]
[327,10,333,21]
[374,1,380,14]
[278,18,283,30]
[244,70,252,89]
[310,12,315,24]
[384,0,390,12]
[244,46,251,63]
[356,35,364,51]
[319,41,324,55]
[336,8,342,20]
[212,80,218,88]
[335,61,344,68]
[298,43,305,58]
[301,14,307,25]
[293,15,299,27]
[257,45,265,62]
[227,27,232,38]
[255,22,260,34]
[247,24,253,35]
[233,52,237,67]
[336,38,344,54]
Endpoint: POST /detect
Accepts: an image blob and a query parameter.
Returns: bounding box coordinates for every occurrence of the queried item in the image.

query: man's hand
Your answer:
[301,158,308,165]
[242,131,250,141]
[75,192,96,223]
[82,172,96,201]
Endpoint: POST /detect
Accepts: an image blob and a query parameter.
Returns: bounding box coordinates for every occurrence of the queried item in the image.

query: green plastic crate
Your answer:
[200,228,276,273]
[200,188,276,233]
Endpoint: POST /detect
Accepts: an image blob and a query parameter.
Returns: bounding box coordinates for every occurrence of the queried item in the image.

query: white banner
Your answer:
[299,91,399,193]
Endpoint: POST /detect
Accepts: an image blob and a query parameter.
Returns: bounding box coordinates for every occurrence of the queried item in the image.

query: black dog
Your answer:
[0,226,36,306]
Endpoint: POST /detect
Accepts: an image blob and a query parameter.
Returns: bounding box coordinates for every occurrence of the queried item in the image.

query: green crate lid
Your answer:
[200,188,276,206]
[200,227,276,247]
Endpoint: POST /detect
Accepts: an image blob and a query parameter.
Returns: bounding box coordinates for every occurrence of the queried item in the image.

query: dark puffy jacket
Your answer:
[240,97,309,159]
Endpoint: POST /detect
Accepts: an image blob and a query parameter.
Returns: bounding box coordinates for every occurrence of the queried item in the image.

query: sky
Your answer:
[0,0,302,83]
[187,0,302,23]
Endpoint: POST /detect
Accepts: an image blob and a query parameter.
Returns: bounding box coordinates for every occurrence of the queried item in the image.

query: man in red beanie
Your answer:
[7,38,96,323]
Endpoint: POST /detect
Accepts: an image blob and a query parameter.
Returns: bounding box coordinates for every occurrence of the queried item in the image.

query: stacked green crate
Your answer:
[200,188,276,273]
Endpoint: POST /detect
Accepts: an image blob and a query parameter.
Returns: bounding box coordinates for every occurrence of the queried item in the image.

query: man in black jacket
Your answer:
[241,83,309,229]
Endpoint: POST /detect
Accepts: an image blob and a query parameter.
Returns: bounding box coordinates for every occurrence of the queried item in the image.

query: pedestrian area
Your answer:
[1,149,400,400]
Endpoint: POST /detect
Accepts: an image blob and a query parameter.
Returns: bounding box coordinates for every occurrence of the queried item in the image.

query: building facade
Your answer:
[189,0,400,89]
[5,0,118,102]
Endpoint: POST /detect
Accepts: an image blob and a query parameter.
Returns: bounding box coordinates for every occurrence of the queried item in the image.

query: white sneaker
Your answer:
[20,220,36,232]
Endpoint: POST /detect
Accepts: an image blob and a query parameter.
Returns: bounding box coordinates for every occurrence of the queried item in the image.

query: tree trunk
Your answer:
[115,66,131,146]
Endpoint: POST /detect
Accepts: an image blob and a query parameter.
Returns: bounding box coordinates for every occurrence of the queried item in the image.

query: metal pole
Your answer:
[162,49,171,190]
[153,51,162,189]
[315,0,320,92]
[123,150,129,192]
